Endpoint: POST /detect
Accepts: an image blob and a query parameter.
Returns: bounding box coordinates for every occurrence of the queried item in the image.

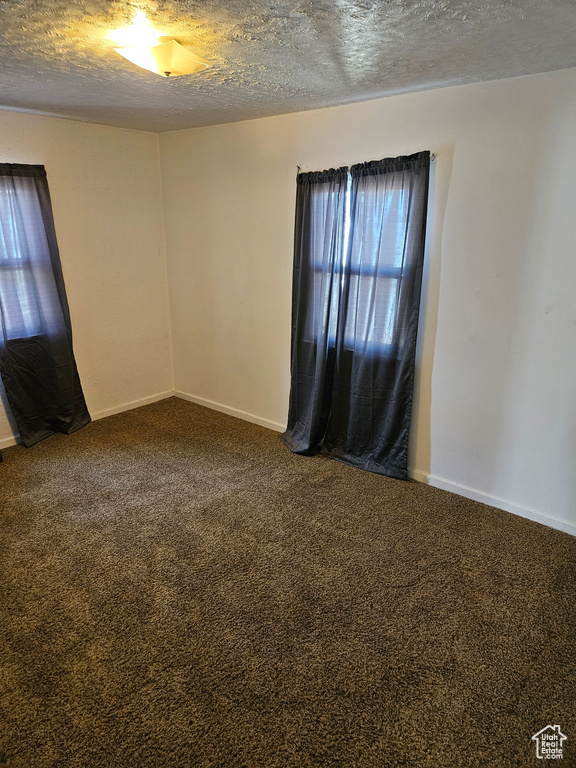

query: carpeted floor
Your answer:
[0,397,575,767]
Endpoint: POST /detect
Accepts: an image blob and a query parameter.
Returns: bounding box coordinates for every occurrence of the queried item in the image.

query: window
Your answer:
[307,167,417,354]
[0,180,46,339]
[281,152,430,480]
[0,164,90,450]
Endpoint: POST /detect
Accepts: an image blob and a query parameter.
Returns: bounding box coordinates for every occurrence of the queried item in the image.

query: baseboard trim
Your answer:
[409,468,429,484]
[5,391,574,538]
[427,474,576,538]
[169,403,575,537]
[0,391,175,452]
[0,434,17,451]
[174,391,286,433]
[91,391,174,422]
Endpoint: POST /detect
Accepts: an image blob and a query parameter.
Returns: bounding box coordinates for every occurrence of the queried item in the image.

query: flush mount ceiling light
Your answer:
[109,11,209,77]
[116,39,209,77]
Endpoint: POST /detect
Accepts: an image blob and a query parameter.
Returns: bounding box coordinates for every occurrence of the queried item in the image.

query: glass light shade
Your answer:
[115,40,209,77]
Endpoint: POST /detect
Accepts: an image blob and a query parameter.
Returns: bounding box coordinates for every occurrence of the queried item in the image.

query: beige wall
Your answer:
[0,111,173,446]
[159,68,576,535]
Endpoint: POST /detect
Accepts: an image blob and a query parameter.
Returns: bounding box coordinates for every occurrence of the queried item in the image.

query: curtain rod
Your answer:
[297,152,436,173]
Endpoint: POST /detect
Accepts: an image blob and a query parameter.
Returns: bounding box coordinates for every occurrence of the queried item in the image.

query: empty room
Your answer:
[1,1,575,766]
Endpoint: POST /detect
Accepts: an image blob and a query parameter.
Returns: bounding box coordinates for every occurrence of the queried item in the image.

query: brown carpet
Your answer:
[1,397,575,768]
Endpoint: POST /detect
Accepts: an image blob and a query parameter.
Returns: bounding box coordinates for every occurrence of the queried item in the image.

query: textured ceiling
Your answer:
[0,0,575,132]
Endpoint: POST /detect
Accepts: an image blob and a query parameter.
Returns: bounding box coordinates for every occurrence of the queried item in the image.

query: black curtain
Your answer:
[0,163,90,457]
[281,151,430,480]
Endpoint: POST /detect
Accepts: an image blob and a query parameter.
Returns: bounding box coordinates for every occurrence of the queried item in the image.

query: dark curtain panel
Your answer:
[281,167,349,454]
[281,151,430,480]
[0,163,90,454]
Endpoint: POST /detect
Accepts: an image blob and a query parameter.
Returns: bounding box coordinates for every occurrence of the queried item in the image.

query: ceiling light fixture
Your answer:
[109,11,209,77]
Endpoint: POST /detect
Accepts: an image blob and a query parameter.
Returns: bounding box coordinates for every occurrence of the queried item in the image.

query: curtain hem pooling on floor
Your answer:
[0,163,90,456]
[280,151,430,481]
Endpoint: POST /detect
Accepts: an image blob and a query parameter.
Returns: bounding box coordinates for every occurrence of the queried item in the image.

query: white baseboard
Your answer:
[174,390,286,433]
[91,391,174,421]
[427,474,576,538]
[0,391,175,452]
[4,390,574,539]
[171,401,575,538]
[0,434,17,450]
[409,468,429,484]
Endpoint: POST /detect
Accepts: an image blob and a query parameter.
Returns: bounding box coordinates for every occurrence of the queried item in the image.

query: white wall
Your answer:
[0,111,173,448]
[159,67,576,535]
